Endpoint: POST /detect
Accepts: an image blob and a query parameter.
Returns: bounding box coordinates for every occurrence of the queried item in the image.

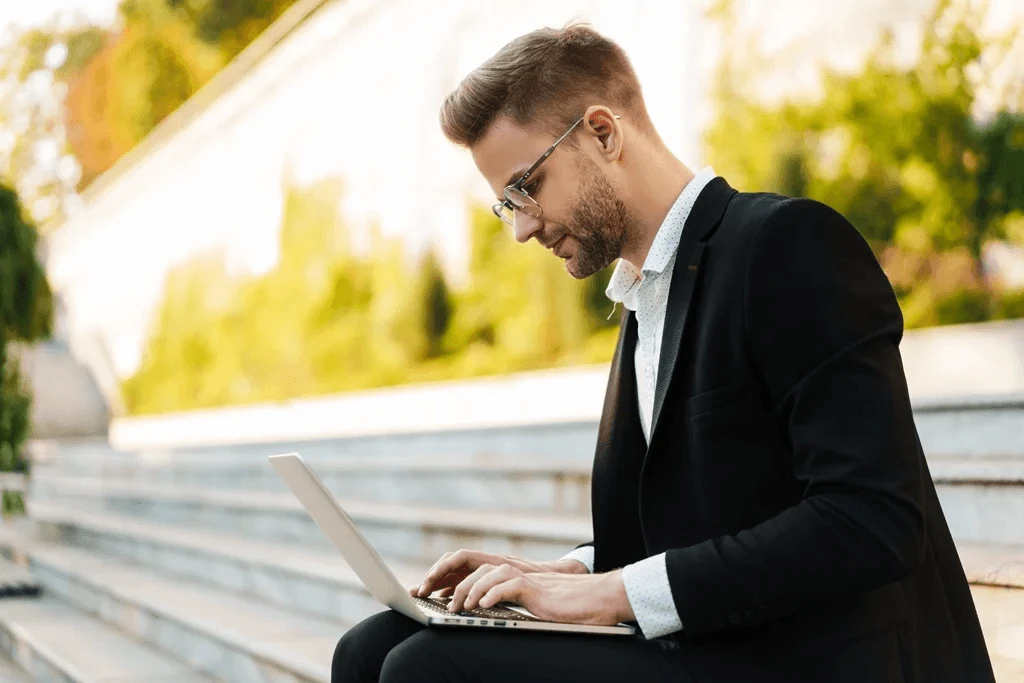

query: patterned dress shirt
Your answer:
[560,167,717,639]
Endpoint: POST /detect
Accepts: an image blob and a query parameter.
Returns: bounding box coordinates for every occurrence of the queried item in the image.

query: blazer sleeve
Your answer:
[664,197,927,636]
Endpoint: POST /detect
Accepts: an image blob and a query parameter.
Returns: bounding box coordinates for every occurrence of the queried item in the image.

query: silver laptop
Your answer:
[268,452,635,635]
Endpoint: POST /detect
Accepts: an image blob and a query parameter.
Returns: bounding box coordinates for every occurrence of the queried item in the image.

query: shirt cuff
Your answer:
[558,545,594,573]
[621,552,683,639]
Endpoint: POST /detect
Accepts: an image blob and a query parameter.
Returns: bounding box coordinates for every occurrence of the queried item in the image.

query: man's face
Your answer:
[471,116,635,279]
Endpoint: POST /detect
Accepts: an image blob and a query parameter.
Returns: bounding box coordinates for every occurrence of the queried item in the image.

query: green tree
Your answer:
[415,250,452,359]
[164,0,304,60]
[0,184,53,515]
[704,0,1024,327]
[63,0,301,189]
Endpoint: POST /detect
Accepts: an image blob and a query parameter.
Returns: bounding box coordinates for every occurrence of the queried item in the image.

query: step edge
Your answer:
[0,614,89,683]
[4,539,335,683]
[29,503,391,588]
[28,479,591,540]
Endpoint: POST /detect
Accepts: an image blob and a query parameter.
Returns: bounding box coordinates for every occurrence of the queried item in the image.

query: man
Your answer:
[332,23,995,683]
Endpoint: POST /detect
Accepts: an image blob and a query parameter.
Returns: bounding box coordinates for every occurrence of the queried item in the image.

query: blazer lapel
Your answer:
[648,177,738,444]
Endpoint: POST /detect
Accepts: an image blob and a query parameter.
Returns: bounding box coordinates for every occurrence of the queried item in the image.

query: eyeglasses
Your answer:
[492,114,620,228]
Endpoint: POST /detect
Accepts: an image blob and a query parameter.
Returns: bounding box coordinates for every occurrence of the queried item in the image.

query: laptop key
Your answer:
[415,596,541,621]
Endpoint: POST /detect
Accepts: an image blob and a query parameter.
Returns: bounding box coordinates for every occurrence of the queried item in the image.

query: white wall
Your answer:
[43,0,1024,381]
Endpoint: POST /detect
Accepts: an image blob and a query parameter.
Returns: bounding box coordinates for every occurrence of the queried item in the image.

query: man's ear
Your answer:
[582,105,623,164]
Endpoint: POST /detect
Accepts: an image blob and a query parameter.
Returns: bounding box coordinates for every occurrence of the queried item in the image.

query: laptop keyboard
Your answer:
[414,596,541,621]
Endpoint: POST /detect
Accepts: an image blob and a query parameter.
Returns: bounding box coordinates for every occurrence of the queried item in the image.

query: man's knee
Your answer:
[332,610,423,683]
[379,630,454,683]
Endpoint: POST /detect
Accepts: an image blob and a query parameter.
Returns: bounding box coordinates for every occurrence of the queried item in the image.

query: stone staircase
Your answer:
[1,397,1022,681]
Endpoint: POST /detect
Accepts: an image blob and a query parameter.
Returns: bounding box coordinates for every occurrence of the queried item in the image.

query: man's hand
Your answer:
[409,549,588,599]
[448,564,633,626]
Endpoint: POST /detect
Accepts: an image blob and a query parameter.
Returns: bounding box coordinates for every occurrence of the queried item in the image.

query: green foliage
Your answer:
[62,0,301,188]
[0,184,52,513]
[164,0,302,58]
[2,0,302,202]
[11,24,107,81]
[993,288,1024,320]
[0,359,31,474]
[0,185,53,344]
[0,357,31,516]
[704,0,1024,328]
[0,22,103,228]
[417,251,453,359]
[124,180,620,414]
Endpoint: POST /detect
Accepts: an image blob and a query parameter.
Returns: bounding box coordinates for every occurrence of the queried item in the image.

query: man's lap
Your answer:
[332,610,693,683]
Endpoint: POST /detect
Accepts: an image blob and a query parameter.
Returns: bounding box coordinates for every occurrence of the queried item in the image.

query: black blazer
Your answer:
[581,177,995,682]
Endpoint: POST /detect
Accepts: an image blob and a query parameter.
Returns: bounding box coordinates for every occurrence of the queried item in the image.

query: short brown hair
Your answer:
[439,23,655,148]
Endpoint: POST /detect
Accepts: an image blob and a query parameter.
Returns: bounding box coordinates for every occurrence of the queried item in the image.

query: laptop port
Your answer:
[494,620,506,626]
[466,619,474,625]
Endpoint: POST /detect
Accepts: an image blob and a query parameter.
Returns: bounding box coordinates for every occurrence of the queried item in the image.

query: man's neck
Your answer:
[619,155,695,269]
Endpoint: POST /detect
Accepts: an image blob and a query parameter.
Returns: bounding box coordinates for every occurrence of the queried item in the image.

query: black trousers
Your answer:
[332,609,694,683]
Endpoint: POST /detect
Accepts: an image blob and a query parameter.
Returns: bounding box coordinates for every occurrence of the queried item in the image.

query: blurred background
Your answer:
[1,0,1023,681]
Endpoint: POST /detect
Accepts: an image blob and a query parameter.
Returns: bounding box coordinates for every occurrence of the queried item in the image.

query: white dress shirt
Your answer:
[560,167,717,639]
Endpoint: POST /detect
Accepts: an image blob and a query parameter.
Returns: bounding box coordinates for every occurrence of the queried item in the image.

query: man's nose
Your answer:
[512,211,543,244]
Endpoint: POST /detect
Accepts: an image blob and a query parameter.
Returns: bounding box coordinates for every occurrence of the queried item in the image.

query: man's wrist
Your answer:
[605,569,635,623]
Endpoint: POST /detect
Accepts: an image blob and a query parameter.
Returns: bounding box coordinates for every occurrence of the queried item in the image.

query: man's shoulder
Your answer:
[706,189,794,257]
[713,189,844,251]
[721,190,802,231]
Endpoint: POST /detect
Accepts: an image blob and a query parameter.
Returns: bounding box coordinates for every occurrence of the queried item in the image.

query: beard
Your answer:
[560,155,636,279]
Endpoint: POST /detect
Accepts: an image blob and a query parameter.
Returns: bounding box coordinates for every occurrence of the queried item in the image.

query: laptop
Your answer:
[268,452,635,635]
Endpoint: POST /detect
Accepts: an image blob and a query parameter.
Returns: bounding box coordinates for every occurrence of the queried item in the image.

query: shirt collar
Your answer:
[605,166,717,309]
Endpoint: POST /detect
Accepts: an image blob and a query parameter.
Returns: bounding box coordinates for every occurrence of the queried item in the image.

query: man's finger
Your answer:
[480,576,528,609]
[418,550,466,596]
[448,563,495,612]
[418,569,466,597]
[464,565,518,610]
[419,549,497,597]
[426,551,457,581]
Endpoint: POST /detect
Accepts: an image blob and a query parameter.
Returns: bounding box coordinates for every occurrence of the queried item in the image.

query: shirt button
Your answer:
[728,611,740,625]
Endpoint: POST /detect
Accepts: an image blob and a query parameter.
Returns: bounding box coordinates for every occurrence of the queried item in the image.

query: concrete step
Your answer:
[30,453,592,514]
[0,593,209,682]
[0,526,350,683]
[957,543,1024,682]
[31,451,1024,528]
[0,656,32,683]
[10,494,1024,680]
[29,501,423,625]
[30,453,1024,546]
[27,477,590,565]
[913,393,1024,457]
[931,457,1024,545]
[18,508,1024,681]
[0,555,39,598]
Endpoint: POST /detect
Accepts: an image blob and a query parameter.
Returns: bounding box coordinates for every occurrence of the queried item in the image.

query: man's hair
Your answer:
[439,23,655,148]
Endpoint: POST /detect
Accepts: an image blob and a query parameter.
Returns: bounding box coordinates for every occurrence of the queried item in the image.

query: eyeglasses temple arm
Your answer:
[512,114,620,187]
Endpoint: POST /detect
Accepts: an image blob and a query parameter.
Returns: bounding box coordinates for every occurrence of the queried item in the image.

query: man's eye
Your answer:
[523,181,540,196]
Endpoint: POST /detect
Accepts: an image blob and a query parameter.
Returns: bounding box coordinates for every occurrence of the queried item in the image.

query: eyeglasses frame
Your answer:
[491,113,620,226]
